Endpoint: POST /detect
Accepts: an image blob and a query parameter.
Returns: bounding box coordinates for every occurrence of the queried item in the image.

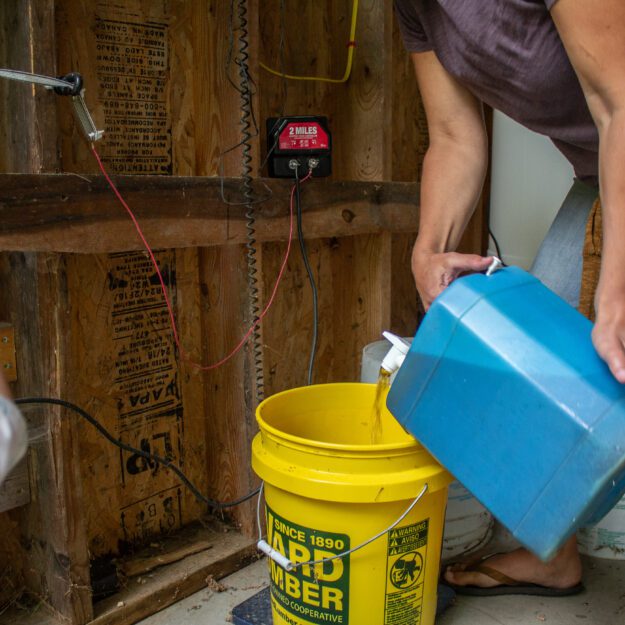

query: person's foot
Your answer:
[444,535,582,590]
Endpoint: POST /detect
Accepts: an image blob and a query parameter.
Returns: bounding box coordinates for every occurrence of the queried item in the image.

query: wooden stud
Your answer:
[0,174,420,252]
[198,244,261,536]
[0,0,59,174]
[0,0,93,621]
[0,252,93,623]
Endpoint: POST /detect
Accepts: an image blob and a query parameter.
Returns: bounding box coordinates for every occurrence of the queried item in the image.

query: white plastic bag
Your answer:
[0,397,27,484]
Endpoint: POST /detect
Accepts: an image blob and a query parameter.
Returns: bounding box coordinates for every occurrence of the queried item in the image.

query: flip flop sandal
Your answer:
[444,554,585,597]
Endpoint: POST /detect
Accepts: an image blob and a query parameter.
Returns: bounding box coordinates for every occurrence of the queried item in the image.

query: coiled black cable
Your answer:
[15,397,260,510]
[237,0,265,404]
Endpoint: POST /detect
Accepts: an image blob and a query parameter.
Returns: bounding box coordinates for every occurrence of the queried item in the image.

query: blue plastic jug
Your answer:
[386,266,625,560]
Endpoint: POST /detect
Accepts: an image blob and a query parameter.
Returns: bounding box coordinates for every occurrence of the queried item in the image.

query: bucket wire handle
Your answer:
[256,482,429,572]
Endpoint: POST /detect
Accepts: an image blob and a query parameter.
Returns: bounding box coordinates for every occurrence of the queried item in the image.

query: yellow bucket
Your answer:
[252,383,452,625]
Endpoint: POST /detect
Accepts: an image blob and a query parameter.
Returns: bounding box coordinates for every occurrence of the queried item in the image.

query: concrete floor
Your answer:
[137,558,269,625]
[138,552,625,625]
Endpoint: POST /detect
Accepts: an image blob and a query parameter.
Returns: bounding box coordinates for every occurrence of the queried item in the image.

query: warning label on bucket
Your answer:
[383,518,429,625]
[266,505,350,625]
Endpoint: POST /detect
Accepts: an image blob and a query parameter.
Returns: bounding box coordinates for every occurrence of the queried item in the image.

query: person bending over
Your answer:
[394,0,625,595]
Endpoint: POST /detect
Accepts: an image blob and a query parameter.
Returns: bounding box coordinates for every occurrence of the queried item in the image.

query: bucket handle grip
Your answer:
[257,482,429,571]
[257,539,296,571]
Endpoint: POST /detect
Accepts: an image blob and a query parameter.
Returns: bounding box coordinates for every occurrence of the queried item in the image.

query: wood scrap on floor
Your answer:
[118,541,213,578]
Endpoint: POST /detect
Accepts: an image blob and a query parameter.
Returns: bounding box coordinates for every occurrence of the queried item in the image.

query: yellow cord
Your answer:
[260,0,359,84]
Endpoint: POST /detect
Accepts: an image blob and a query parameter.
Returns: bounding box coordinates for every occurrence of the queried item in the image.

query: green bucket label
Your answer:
[384,518,429,625]
[266,505,350,625]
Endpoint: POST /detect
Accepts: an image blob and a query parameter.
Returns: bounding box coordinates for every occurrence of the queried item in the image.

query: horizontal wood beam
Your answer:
[0,174,419,253]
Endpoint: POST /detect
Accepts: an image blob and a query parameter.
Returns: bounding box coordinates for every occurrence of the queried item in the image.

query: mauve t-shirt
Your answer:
[394,0,599,184]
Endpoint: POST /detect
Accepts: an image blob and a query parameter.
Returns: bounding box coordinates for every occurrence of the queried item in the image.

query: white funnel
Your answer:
[380,331,411,375]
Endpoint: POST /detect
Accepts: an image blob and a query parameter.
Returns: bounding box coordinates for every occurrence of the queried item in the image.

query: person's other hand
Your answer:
[592,293,625,383]
[412,248,493,310]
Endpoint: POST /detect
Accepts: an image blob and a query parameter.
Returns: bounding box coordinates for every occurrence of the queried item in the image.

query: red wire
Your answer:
[90,144,311,371]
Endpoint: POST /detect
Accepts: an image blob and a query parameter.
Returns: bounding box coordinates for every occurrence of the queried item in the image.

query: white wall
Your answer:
[488,111,575,269]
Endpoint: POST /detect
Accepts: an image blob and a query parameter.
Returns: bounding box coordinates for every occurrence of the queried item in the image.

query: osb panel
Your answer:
[92,2,172,174]
[56,0,171,174]
[57,0,258,177]
[65,249,207,558]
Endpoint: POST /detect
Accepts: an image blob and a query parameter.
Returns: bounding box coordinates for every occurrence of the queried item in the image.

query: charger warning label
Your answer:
[384,519,429,625]
[266,505,350,624]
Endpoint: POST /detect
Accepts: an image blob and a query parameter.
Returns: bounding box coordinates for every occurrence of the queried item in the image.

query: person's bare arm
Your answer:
[551,0,625,382]
[410,50,492,309]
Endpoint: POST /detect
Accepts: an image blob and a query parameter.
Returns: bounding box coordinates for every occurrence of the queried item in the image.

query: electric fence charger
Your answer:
[266,116,332,177]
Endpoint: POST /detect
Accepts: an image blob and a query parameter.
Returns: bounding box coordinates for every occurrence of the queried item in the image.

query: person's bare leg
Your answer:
[444,535,582,589]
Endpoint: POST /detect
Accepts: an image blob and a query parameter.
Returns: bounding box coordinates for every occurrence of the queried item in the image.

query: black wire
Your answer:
[15,397,260,510]
[226,0,256,105]
[219,0,271,208]
[294,168,319,385]
[260,118,286,172]
[488,226,507,266]
[236,0,265,405]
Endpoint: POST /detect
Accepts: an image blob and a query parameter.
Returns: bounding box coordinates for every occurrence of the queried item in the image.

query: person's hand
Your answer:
[592,290,625,383]
[412,247,493,310]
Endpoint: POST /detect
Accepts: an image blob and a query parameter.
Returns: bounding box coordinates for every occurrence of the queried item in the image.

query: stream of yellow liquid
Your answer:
[370,368,391,444]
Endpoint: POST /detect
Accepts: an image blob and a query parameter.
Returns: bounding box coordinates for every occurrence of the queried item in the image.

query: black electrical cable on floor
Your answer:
[295,167,319,385]
[15,397,260,510]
